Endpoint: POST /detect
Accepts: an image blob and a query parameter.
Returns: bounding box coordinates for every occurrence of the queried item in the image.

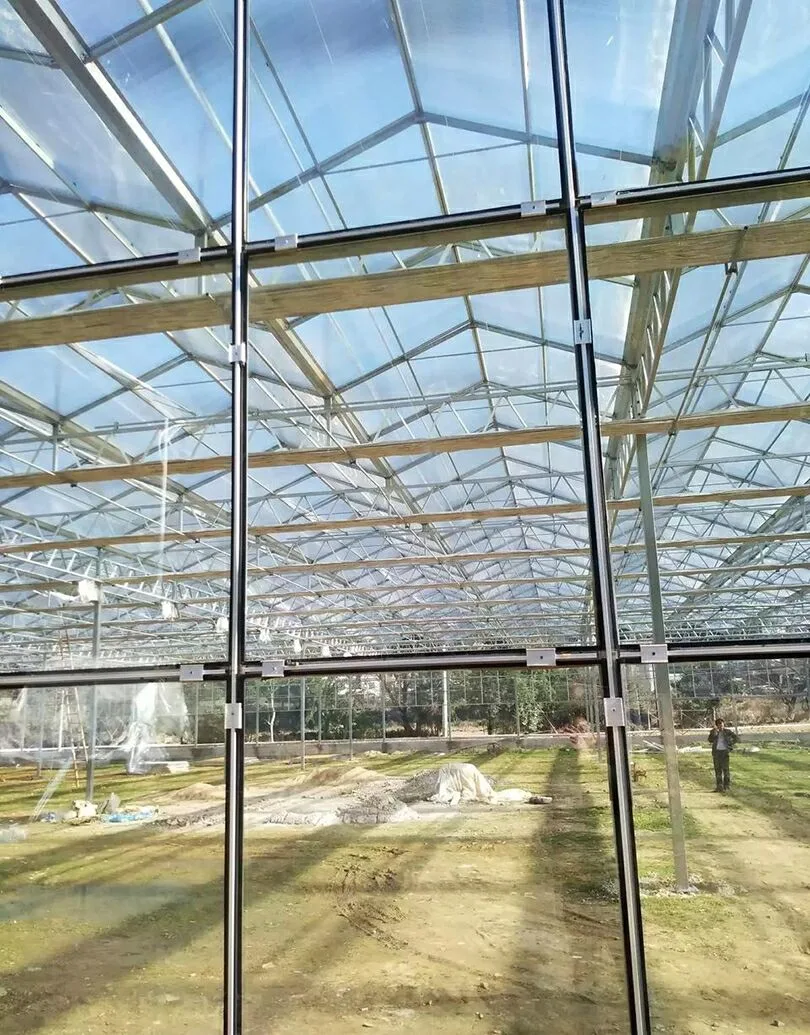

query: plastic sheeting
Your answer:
[0,682,188,776]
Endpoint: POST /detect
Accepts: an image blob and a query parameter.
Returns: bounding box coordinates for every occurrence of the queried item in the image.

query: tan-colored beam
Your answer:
[2,174,808,306]
[6,498,810,596]
[5,496,810,561]
[1,220,808,351]
[0,401,808,492]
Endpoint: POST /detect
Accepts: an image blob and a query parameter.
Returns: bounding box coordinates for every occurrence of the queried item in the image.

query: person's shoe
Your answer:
[712,787,722,793]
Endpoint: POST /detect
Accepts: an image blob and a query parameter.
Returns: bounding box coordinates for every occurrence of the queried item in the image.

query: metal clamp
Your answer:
[526,647,557,668]
[590,190,618,207]
[177,246,202,265]
[520,200,546,217]
[228,342,247,364]
[604,698,626,728]
[224,703,243,730]
[261,658,285,678]
[640,643,668,664]
[572,318,592,345]
[179,664,204,682]
[274,233,298,251]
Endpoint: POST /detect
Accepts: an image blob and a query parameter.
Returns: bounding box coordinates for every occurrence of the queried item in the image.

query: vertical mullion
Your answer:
[545,1,651,1032]
[224,1,250,1033]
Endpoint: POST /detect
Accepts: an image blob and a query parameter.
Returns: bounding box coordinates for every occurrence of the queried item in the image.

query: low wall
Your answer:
[3,726,810,768]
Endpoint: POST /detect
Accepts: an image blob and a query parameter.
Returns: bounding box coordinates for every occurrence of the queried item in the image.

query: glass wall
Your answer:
[242,665,628,1033]
[1,2,810,1032]
[625,659,810,1031]
[0,679,224,1035]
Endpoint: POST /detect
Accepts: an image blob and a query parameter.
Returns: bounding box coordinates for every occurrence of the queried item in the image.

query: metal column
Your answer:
[545,1,651,1031]
[348,685,354,760]
[636,435,690,891]
[300,677,306,769]
[85,577,103,802]
[441,670,450,741]
[223,2,250,1033]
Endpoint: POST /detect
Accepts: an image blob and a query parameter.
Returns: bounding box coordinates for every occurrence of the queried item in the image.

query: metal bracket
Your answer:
[590,190,618,208]
[526,647,557,668]
[261,658,285,678]
[177,246,201,265]
[274,233,298,251]
[640,643,669,664]
[572,318,593,345]
[228,342,247,364]
[224,703,243,730]
[520,200,546,217]
[179,664,204,682]
[604,698,626,728]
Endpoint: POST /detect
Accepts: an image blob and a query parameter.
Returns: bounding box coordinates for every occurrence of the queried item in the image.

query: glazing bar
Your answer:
[223,1,250,1032]
[545,0,651,1031]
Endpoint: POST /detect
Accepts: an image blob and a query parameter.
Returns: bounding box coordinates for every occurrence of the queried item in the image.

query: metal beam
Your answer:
[0,401,807,491]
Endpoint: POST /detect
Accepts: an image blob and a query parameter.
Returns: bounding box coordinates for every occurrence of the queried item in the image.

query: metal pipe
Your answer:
[85,577,103,802]
[1,166,807,297]
[546,0,650,1030]
[636,436,689,892]
[441,669,450,741]
[300,677,306,770]
[223,2,250,1032]
[348,684,354,761]
[8,636,810,691]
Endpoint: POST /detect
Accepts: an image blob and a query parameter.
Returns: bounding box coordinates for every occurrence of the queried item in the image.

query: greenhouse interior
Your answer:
[0,1,809,1034]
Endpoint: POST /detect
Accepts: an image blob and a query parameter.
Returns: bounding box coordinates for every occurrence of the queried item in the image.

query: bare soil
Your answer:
[0,747,808,1034]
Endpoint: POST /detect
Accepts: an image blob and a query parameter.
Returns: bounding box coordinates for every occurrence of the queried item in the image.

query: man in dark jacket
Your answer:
[708,717,738,792]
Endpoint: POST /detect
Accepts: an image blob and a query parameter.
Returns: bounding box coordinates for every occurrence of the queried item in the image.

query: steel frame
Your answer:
[2,2,810,1031]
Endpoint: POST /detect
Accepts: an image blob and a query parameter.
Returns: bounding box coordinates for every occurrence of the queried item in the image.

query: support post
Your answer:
[85,564,102,802]
[194,684,200,746]
[300,677,306,770]
[546,2,650,1030]
[636,435,690,892]
[441,670,450,741]
[36,687,45,778]
[513,673,521,742]
[381,674,387,744]
[348,684,354,760]
[223,2,250,1033]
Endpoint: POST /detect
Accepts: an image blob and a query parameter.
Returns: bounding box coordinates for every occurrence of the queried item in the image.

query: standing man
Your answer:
[708,717,738,792]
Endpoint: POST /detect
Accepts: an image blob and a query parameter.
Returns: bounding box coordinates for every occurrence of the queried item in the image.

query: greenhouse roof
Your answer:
[0,0,809,669]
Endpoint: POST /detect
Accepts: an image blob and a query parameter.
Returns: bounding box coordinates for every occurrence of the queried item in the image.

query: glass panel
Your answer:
[243,664,628,1032]
[626,658,810,1032]
[0,334,233,670]
[601,248,810,642]
[0,678,224,1035]
[568,0,810,190]
[247,0,558,239]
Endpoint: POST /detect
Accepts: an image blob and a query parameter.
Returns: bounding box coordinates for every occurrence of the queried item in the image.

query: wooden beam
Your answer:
[0,401,808,492]
[1,219,808,350]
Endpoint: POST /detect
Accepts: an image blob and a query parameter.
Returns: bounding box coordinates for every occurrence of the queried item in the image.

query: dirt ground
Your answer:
[0,746,808,1034]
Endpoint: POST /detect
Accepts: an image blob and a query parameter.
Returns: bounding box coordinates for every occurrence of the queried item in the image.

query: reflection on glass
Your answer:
[626,659,810,1031]
[242,666,627,1031]
[0,680,223,1035]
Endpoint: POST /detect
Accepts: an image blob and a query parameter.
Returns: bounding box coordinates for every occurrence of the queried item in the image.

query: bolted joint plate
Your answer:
[526,647,557,668]
[224,703,243,730]
[179,664,204,682]
[603,698,626,728]
[640,643,668,664]
[261,658,285,678]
